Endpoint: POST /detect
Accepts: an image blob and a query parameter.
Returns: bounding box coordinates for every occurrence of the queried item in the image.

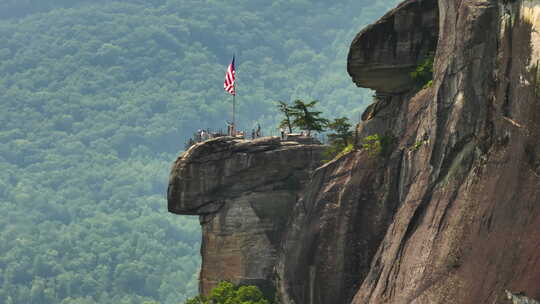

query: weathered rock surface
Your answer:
[276,89,433,304]
[167,136,325,296]
[169,0,540,303]
[505,290,540,304]
[349,0,540,303]
[278,0,540,303]
[275,1,439,303]
[347,0,438,93]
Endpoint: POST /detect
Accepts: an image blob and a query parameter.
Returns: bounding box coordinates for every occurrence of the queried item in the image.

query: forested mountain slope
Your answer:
[0,0,399,303]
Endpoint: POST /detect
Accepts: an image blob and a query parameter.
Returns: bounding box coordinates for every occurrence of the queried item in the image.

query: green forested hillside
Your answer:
[0,0,399,303]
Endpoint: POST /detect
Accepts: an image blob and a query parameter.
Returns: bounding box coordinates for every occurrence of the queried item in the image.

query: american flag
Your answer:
[224,57,236,95]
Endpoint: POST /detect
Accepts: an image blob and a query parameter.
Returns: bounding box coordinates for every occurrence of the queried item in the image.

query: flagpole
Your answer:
[233,87,236,135]
[233,54,236,136]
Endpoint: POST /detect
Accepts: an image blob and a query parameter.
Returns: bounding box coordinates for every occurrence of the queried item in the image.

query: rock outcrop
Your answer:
[275,1,439,304]
[167,136,325,296]
[169,0,540,303]
[347,0,438,93]
[278,0,540,303]
[348,0,540,303]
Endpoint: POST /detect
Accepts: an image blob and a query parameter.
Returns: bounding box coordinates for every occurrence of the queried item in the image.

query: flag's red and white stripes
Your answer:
[224,57,236,95]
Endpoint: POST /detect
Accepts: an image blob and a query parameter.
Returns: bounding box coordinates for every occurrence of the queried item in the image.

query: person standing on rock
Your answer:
[280,127,285,140]
[200,129,206,141]
[227,122,233,136]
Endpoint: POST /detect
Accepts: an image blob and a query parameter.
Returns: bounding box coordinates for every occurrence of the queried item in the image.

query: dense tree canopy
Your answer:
[0,0,400,303]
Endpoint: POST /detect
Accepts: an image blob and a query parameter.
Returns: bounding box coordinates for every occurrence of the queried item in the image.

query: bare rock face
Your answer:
[275,150,404,304]
[169,0,540,303]
[350,0,540,302]
[278,0,540,303]
[276,89,433,304]
[167,136,325,296]
[347,0,438,93]
[275,1,439,304]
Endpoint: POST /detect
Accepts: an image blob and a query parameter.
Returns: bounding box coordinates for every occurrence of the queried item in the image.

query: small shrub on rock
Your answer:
[184,281,271,304]
[361,134,395,157]
[323,117,354,162]
[411,55,434,88]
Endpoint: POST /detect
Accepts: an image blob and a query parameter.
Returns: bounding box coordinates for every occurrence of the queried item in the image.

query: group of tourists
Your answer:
[196,129,218,141]
[185,122,316,151]
[184,128,226,150]
[226,122,264,139]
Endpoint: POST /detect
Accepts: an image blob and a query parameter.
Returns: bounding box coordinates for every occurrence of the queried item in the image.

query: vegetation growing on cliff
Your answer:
[184,282,270,304]
[361,134,395,157]
[277,101,295,134]
[323,117,355,161]
[411,55,435,88]
[277,99,337,136]
[289,100,329,136]
[410,140,423,151]
[327,117,354,145]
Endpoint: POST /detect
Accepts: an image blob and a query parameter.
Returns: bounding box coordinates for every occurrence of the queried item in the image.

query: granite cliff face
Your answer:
[277,0,540,303]
[167,136,325,296]
[347,0,540,303]
[347,0,438,93]
[168,0,540,303]
[275,2,439,303]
